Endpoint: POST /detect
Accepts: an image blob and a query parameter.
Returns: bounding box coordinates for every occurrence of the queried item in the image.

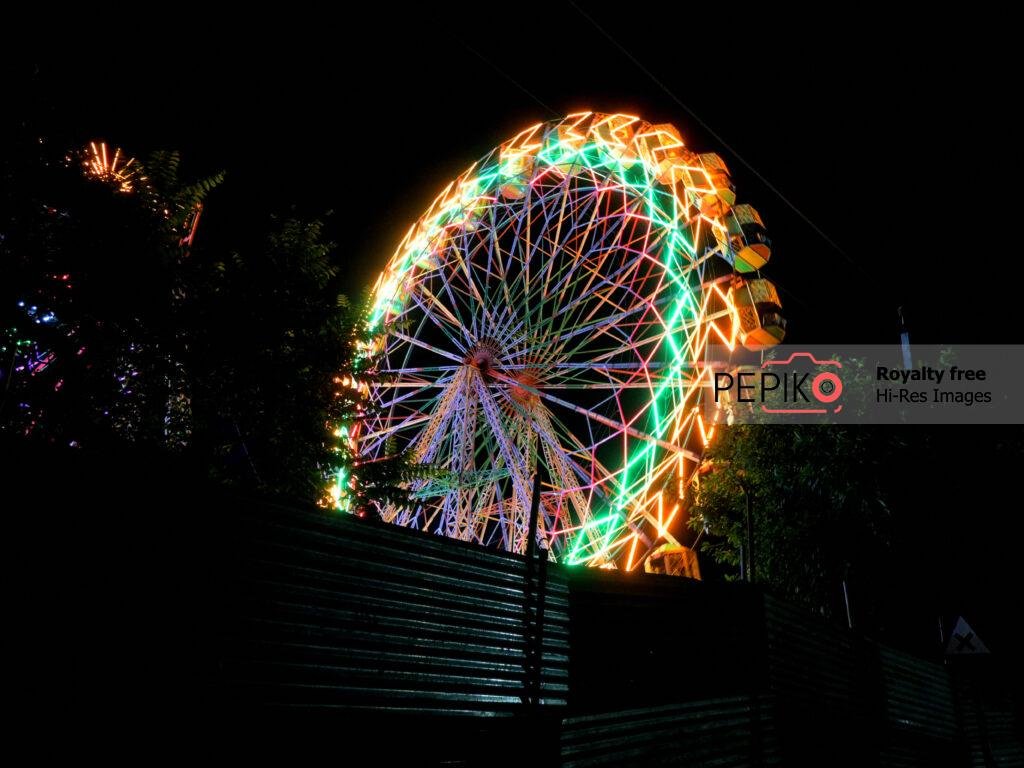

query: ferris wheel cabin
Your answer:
[734,278,786,350]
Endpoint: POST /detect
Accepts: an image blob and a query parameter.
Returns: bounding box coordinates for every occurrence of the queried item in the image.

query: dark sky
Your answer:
[9,7,1020,344]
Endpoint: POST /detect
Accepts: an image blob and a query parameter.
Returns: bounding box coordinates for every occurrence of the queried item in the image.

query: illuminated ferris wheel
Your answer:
[347,113,784,569]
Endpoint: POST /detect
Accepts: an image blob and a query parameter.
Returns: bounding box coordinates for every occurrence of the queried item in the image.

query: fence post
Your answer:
[523,471,545,709]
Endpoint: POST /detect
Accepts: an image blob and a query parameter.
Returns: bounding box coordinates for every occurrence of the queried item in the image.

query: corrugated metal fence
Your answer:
[212,501,1021,766]
[214,499,567,762]
[560,696,779,767]
[761,594,961,766]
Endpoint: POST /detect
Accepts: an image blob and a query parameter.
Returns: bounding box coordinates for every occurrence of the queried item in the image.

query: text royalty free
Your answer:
[875,366,986,385]
[876,365,992,406]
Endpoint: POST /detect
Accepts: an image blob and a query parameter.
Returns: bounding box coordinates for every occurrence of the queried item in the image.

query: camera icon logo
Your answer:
[761,352,844,414]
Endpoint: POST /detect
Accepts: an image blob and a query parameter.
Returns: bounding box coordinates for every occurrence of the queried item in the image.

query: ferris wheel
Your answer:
[348,113,784,568]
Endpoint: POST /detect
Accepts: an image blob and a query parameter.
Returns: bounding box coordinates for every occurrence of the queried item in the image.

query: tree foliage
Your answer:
[185,219,369,499]
[0,136,221,447]
[1,130,411,509]
[691,423,896,620]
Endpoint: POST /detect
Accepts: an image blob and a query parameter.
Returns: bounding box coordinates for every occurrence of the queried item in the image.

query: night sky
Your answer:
[10,8,1020,344]
[7,9,1023,669]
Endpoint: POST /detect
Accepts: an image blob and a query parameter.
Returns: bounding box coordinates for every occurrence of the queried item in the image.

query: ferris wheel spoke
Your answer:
[553,252,659,326]
[392,332,465,366]
[361,410,434,453]
[532,408,596,495]
[494,253,517,332]
[482,309,527,355]
[536,303,651,357]
[521,192,590,334]
[410,283,474,352]
[470,371,533,532]
[544,228,650,316]
[365,369,459,457]
[537,197,636,319]
[449,375,480,540]
[431,250,484,344]
[542,246,619,325]
[372,371,456,416]
[412,368,469,464]
[527,397,616,502]
[538,363,676,391]
[468,483,497,545]
[547,279,664,357]
[538,179,581,314]
[526,361,669,370]
[533,380,670,390]
[541,198,605,304]
[555,319,668,372]
[547,280,638,353]
[487,368,700,462]
[583,335,665,367]
[372,368,678,391]
[378,364,462,376]
[451,240,502,343]
[533,408,604,551]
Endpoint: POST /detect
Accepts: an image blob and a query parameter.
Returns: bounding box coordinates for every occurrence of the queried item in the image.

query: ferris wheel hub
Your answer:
[509,370,542,407]
[467,338,503,372]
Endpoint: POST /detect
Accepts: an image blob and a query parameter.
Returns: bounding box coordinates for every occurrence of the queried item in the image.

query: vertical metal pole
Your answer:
[534,478,549,707]
[523,469,554,755]
[743,483,754,583]
[523,471,543,710]
[842,579,854,629]
[899,306,912,369]
[526,470,541,564]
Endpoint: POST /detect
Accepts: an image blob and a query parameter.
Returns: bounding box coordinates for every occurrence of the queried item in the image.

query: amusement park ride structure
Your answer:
[333,113,785,572]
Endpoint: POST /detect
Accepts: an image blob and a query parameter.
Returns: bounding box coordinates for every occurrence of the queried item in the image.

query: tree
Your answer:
[182,214,412,507]
[690,424,895,621]
[321,298,419,516]
[1,133,220,449]
[181,214,346,497]
[3,128,413,513]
